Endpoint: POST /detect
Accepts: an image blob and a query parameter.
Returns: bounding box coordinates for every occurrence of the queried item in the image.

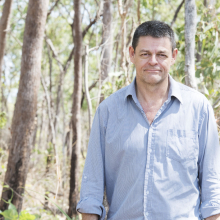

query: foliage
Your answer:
[0,189,36,220]
[0,202,41,220]
[0,112,7,128]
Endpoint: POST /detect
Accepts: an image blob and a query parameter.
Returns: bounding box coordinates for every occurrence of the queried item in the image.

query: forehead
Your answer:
[136,36,172,52]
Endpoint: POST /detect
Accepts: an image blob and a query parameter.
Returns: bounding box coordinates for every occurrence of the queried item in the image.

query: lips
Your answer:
[144,69,161,72]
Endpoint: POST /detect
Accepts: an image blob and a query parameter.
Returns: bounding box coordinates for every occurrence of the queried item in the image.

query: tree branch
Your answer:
[45,36,64,70]
[81,80,98,107]
[82,1,103,38]
[171,0,184,27]
[47,0,61,17]
[63,47,74,73]
[213,95,220,108]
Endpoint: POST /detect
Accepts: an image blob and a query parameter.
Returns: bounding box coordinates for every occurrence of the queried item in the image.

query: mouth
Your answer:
[144,69,161,72]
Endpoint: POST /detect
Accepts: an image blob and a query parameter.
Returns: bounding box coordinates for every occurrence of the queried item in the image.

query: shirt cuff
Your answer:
[76,197,106,220]
[201,200,220,218]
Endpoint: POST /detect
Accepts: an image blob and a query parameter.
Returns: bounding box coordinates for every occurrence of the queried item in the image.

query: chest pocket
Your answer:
[166,129,198,163]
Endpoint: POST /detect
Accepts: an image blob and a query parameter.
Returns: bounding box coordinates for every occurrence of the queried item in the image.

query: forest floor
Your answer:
[0,133,85,220]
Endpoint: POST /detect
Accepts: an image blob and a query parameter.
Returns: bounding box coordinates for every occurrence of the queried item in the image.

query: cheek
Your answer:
[138,60,148,68]
[161,62,171,70]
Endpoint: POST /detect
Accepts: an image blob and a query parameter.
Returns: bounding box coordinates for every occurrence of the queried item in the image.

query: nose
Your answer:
[148,54,158,65]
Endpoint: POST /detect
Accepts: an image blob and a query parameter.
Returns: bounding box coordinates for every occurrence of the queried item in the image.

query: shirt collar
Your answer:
[124,75,183,104]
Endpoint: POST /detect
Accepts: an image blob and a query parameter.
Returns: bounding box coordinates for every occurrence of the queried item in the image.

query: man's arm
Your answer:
[198,102,220,219]
[76,106,107,219]
[206,214,220,220]
[82,213,99,220]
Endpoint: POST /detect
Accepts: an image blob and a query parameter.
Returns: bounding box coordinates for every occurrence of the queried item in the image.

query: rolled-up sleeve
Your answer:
[76,105,107,220]
[198,102,220,219]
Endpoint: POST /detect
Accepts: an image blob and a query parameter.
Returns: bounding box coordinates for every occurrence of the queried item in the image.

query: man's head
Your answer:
[132,20,176,52]
[129,21,178,87]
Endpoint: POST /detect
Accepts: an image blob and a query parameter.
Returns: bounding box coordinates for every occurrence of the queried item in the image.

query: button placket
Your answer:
[144,126,154,218]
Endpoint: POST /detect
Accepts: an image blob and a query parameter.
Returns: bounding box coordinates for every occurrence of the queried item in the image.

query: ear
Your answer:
[129,46,135,64]
[171,48,178,66]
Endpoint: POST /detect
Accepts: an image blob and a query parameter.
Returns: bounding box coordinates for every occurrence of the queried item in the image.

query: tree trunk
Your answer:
[117,0,132,78]
[184,0,197,89]
[0,0,13,90]
[0,0,49,213]
[100,0,112,102]
[101,0,112,82]
[68,0,82,217]
[137,0,141,25]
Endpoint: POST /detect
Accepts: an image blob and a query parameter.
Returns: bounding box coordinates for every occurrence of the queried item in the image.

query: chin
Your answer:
[143,76,164,85]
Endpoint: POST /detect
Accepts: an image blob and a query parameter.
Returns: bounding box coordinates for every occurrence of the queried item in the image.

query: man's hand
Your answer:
[206,214,220,220]
[82,213,99,220]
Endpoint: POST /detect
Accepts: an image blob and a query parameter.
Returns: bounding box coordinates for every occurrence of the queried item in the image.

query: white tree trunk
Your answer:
[184,0,197,89]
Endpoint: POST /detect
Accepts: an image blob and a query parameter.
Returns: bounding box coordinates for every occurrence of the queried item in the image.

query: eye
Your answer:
[141,53,150,57]
[158,54,167,58]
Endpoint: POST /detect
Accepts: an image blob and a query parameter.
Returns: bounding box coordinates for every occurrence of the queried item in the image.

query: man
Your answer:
[76,21,220,220]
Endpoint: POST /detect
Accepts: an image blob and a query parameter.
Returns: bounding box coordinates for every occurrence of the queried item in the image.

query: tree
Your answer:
[184,0,197,89]
[99,0,112,102]
[101,0,112,83]
[117,0,132,77]
[0,0,49,213]
[0,0,13,90]
[68,0,82,217]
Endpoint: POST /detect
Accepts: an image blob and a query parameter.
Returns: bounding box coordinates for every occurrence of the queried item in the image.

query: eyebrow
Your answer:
[139,49,168,53]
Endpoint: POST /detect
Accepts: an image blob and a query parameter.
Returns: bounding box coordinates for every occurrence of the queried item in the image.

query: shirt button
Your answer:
[147,191,149,194]
[146,212,149,216]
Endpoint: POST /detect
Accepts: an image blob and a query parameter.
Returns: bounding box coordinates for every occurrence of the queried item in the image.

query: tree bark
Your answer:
[100,0,112,102]
[184,0,197,89]
[101,0,112,82]
[0,0,49,213]
[68,0,82,217]
[0,0,13,90]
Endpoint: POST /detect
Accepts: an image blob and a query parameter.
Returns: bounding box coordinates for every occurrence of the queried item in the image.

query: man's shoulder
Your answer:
[99,85,129,109]
[97,85,129,123]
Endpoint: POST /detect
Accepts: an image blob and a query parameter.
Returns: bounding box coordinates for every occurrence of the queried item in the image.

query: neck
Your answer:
[135,76,169,106]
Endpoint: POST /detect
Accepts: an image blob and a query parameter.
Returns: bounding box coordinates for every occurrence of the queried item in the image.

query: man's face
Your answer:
[129,36,178,86]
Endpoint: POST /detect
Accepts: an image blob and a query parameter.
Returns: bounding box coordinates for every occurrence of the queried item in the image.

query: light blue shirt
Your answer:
[76,75,220,220]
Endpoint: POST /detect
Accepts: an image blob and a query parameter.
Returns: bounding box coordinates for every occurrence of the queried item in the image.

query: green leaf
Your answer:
[0,209,18,220]
[195,69,201,78]
[19,210,36,220]
[8,203,17,212]
[203,23,214,33]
